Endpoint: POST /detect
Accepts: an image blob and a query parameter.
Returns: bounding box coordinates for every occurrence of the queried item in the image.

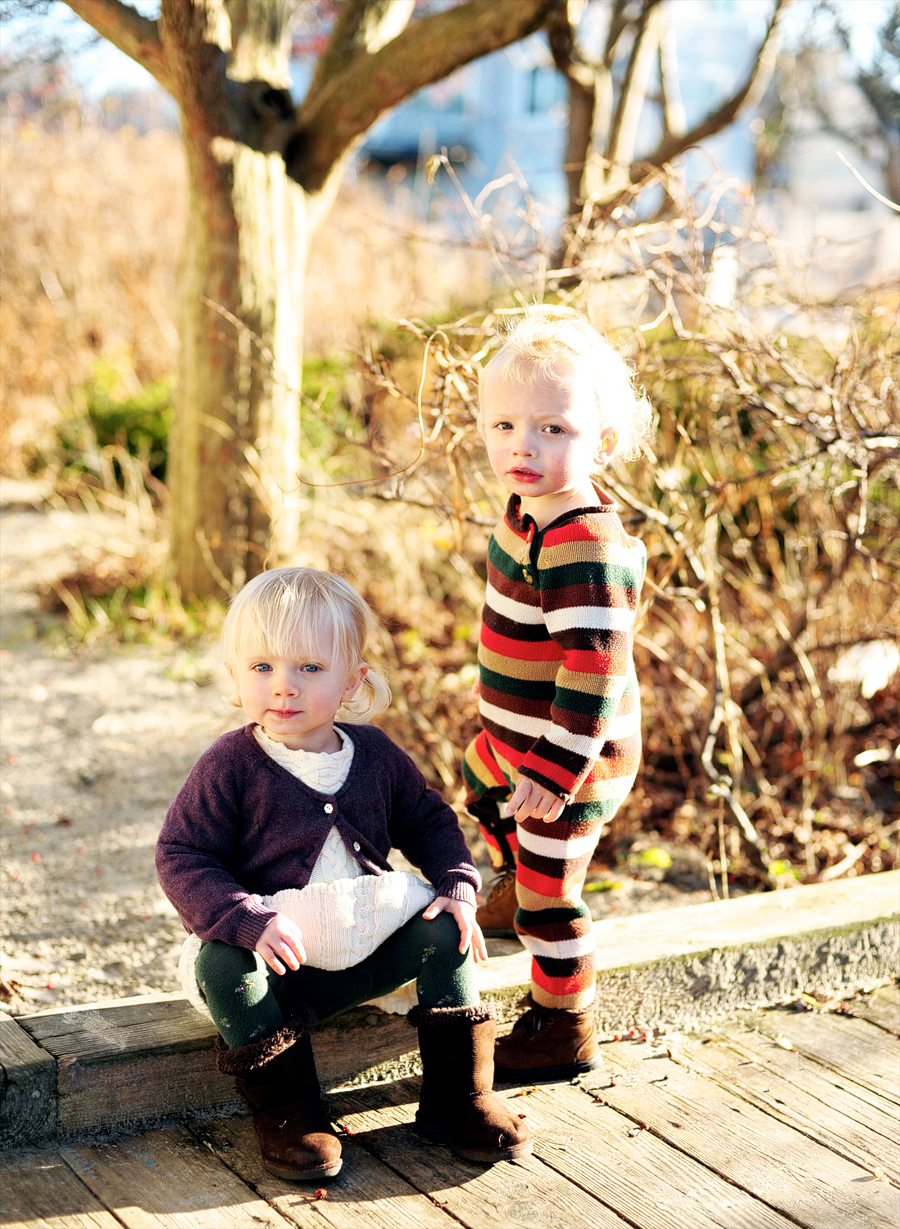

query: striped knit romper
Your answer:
[463,489,646,1011]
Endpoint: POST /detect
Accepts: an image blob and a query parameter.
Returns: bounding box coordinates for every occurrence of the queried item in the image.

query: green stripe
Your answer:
[537,559,644,591]
[552,686,623,718]
[480,665,556,701]
[517,905,590,926]
[488,536,529,583]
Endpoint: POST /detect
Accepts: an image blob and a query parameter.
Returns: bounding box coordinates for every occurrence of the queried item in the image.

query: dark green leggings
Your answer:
[196,910,479,1049]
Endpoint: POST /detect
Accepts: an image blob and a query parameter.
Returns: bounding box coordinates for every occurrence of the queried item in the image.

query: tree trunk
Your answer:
[169,139,305,598]
[163,2,304,599]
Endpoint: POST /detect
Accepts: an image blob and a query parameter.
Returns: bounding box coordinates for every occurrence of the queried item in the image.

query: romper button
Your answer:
[353,841,361,852]
[324,803,334,814]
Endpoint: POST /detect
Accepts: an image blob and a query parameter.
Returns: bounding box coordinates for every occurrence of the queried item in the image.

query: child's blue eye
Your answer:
[300,664,321,673]
[545,425,563,434]
[252,663,272,673]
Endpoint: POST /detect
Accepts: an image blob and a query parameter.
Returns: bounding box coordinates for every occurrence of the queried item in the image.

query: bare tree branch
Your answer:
[641,0,789,172]
[61,0,172,92]
[306,0,416,100]
[291,0,556,192]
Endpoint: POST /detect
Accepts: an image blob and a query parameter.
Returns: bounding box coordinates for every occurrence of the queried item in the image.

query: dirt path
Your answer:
[0,482,713,1016]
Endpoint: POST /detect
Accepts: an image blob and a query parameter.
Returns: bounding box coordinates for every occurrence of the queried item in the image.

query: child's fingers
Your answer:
[542,796,566,823]
[502,779,532,819]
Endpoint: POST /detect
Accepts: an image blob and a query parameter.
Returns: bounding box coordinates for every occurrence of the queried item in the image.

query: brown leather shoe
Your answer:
[494,996,601,1083]
[217,1024,342,1181]
[476,866,518,937]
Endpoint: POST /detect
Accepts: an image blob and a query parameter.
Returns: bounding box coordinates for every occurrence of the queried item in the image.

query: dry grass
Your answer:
[3,120,898,892]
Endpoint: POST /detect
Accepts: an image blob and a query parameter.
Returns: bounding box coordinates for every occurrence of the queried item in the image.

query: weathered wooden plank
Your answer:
[0,1011,57,1147]
[521,1081,798,1229]
[60,1123,296,1229]
[192,1113,456,1228]
[331,1078,633,1229]
[754,1009,900,1107]
[857,982,900,1035]
[0,1149,121,1228]
[586,1040,900,1229]
[16,995,240,1134]
[677,1027,900,1183]
[312,1009,420,1090]
[18,995,215,1062]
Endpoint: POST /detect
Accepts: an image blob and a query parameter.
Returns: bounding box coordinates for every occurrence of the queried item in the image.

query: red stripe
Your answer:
[559,649,621,674]
[516,862,576,899]
[519,751,577,793]
[531,963,591,998]
[481,625,560,661]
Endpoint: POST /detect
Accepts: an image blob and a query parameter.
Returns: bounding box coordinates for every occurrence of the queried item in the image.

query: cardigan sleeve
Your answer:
[517,522,646,800]
[155,742,277,949]
[377,737,480,907]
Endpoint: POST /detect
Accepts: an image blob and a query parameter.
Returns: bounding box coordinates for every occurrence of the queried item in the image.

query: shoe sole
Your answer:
[494,1053,603,1084]
[415,1120,533,1164]
[262,1157,343,1181]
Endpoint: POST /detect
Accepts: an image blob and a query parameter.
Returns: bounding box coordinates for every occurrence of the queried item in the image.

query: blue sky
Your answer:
[3,0,892,100]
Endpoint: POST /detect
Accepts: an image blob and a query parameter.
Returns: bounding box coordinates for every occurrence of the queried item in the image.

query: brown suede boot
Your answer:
[476,866,518,938]
[410,1004,533,1164]
[494,995,601,1083]
[216,1019,342,1182]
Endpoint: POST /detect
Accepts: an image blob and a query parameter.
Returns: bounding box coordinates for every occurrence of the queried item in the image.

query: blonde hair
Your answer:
[480,307,653,464]
[221,567,391,722]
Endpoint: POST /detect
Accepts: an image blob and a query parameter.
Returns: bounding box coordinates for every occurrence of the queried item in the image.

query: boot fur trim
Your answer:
[215,1007,317,1075]
[407,1002,495,1028]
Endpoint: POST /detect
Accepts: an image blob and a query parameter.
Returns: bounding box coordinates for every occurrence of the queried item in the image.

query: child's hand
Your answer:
[422,897,488,964]
[504,778,566,824]
[255,913,307,975]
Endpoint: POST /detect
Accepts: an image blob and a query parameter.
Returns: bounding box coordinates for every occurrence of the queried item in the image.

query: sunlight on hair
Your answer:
[222,568,391,721]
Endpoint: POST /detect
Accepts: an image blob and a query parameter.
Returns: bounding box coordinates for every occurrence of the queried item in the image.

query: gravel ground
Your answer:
[0,484,713,1016]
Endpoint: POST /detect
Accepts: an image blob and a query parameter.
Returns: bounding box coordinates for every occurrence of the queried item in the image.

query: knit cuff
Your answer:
[232,900,280,950]
[435,877,477,909]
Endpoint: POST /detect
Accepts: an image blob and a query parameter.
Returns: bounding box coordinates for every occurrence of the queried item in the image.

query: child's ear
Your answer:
[596,427,618,465]
[343,664,367,697]
[225,662,243,709]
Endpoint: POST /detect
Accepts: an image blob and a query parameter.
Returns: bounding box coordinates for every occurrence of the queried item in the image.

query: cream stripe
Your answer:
[544,605,635,635]
[542,709,642,758]
[480,700,548,739]
[516,827,598,860]
[521,933,597,960]
[539,539,645,570]
[485,581,544,624]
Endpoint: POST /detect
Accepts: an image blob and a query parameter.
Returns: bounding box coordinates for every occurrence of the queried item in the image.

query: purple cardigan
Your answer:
[156,723,480,951]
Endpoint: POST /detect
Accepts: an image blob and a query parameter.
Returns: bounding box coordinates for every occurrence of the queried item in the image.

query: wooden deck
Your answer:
[3,983,898,1229]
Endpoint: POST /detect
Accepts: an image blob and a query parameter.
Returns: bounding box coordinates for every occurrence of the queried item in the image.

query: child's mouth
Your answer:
[510,468,541,481]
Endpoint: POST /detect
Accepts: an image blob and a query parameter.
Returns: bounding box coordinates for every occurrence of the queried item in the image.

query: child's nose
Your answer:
[513,432,537,455]
[273,671,299,695]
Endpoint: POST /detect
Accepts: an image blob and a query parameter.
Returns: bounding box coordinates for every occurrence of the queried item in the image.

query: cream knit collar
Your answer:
[253,724,354,794]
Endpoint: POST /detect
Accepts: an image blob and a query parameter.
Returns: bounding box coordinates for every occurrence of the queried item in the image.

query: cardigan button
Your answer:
[353,841,361,852]
[324,803,334,814]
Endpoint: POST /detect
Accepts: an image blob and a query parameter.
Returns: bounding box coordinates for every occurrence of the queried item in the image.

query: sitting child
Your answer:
[157,567,530,1182]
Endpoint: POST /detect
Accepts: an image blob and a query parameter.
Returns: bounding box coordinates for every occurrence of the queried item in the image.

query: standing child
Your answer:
[157,567,530,1183]
[463,308,651,1082]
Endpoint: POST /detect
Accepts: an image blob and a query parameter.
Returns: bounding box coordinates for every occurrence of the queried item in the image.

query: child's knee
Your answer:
[411,910,466,961]
[195,939,257,993]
